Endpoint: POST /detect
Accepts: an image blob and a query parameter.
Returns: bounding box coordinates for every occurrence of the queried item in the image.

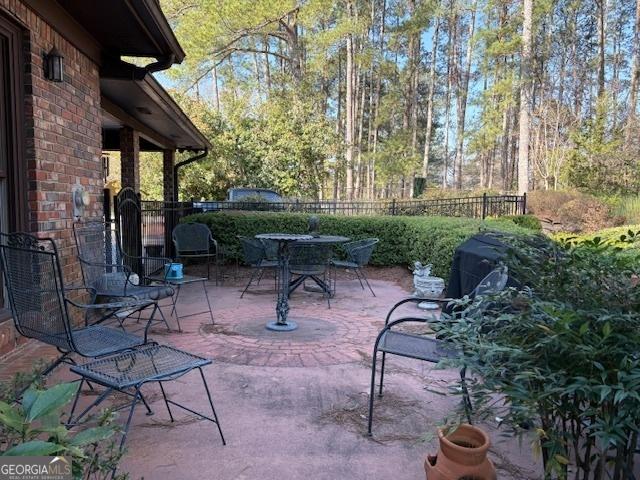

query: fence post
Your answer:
[391,198,397,216]
[522,192,527,215]
[481,193,488,219]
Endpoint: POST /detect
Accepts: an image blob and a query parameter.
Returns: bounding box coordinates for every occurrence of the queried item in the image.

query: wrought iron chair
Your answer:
[73,221,174,330]
[331,238,379,297]
[367,265,509,435]
[289,243,334,308]
[172,222,223,285]
[238,236,278,298]
[0,232,157,375]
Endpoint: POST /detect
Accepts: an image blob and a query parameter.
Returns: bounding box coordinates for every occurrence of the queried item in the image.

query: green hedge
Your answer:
[184,212,534,279]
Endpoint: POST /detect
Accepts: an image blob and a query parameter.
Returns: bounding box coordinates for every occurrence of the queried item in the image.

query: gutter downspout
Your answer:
[144,54,176,73]
[173,148,208,201]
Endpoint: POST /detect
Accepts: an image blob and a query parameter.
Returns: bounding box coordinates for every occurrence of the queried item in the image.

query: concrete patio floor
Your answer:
[0,267,542,479]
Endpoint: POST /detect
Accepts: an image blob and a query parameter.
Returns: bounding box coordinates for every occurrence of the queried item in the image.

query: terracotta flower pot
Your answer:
[424,424,496,480]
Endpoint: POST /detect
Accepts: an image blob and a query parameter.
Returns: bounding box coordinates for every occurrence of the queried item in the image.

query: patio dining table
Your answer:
[254,234,349,332]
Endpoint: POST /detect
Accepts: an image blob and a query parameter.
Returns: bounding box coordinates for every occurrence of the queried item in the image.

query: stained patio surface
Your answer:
[0,268,541,479]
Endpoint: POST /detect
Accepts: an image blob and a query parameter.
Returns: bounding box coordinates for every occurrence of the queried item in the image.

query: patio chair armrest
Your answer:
[386,316,430,329]
[384,297,451,325]
[65,297,154,311]
[64,285,97,296]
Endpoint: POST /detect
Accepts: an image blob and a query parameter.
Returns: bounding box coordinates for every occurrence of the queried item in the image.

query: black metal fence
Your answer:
[188,193,525,218]
[109,190,526,262]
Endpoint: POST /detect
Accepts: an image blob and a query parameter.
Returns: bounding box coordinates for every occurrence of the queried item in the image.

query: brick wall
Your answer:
[0,1,103,355]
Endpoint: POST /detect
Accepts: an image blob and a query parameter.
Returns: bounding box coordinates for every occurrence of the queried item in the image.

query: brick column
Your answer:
[163,149,176,202]
[120,127,140,190]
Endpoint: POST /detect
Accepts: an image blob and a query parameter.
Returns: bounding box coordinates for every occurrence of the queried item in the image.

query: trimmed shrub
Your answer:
[502,214,542,231]
[184,211,533,279]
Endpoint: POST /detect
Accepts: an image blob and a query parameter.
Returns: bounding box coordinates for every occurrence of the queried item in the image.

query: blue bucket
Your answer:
[164,263,183,280]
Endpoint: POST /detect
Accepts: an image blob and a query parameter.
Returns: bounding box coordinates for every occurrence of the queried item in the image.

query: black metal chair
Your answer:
[0,232,157,376]
[367,265,509,435]
[238,236,278,298]
[73,221,174,330]
[289,243,334,308]
[331,238,379,296]
[173,222,223,285]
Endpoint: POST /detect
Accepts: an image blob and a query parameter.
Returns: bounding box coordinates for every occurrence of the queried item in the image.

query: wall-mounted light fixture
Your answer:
[72,186,90,219]
[43,47,64,82]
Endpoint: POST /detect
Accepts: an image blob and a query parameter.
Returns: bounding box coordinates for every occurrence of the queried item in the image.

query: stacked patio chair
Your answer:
[238,235,278,298]
[73,221,174,330]
[288,243,334,308]
[331,238,379,297]
[173,222,223,285]
[0,232,226,472]
[0,232,156,376]
[367,265,509,435]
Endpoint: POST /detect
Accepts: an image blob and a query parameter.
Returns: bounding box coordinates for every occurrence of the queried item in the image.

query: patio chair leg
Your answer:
[138,391,154,416]
[158,381,174,422]
[367,347,378,436]
[156,304,172,332]
[359,267,376,297]
[67,379,84,425]
[198,367,226,445]
[256,268,265,286]
[353,267,365,290]
[460,366,473,424]
[202,279,215,325]
[41,352,71,377]
[378,351,386,397]
[113,387,141,479]
[240,268,259,298]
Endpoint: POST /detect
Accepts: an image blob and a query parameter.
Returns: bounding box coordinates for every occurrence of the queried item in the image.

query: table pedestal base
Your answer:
[417,301,440,311]
[266,321,298,332]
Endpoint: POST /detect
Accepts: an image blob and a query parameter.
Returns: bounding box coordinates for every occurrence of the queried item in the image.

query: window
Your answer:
[0,14,26,315]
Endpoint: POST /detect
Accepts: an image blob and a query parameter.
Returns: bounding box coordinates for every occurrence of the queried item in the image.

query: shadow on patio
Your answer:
[0,267,540,480]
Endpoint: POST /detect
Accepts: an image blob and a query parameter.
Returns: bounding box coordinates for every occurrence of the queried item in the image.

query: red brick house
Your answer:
[0,0,210,354]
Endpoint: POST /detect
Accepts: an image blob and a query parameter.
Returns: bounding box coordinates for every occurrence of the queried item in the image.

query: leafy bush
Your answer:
[435,233,640,479]
[502,214,542,231]
[527,190,623,232]
[0,380,126,479]
[184,212,533,279]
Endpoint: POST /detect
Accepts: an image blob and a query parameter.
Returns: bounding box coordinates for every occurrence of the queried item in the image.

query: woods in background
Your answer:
[160,0,640,201]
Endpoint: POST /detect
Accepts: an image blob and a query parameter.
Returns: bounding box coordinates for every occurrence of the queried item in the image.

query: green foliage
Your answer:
[434,233,640,478]
[502,214,542,231]
[0,380,126,479]
[172,92,337,201]
[185,211,533,279]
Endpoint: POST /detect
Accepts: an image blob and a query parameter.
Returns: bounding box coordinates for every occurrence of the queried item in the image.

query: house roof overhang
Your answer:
[100,62,210,153]
[23,0,185,66]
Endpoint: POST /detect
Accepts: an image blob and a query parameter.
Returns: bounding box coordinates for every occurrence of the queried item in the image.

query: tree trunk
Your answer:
[453,1,477,189]
[517,0,533,194]
[345,0,356,200]
[422,18,440,179]
[442,3,457,188]
[627,0,640,144]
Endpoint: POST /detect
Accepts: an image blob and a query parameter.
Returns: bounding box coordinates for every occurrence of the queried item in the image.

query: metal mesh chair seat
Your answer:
[98,282,174,302]
[71,345,211,389]
[67,325,145,357]
[378,331,458,363]
[330,259,358,269]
